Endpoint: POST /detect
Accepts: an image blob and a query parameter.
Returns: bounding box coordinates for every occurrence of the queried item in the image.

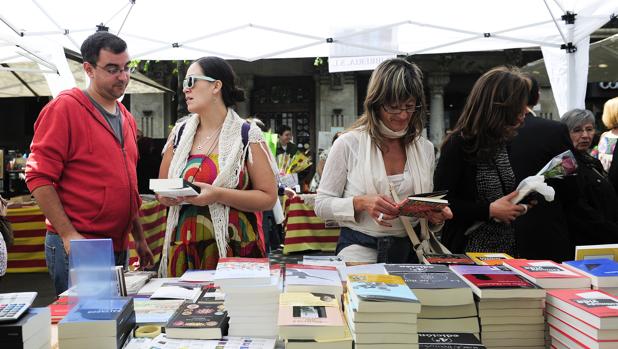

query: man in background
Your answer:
[26,32,153,295]
[509,75,574,261]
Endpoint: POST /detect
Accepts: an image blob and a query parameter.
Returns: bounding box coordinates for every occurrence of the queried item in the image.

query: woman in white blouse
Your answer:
[314,58,452,263]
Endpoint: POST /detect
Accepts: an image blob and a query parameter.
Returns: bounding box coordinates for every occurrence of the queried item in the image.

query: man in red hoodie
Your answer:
[26,32,154,295]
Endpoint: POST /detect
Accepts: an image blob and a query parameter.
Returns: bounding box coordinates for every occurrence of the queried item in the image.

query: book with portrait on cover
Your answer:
[397,190,448,218]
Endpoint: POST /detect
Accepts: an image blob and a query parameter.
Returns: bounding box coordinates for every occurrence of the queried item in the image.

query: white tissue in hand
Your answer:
[511,175,555,204]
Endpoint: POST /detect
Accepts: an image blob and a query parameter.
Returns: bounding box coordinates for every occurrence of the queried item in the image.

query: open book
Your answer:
[149,178,201,198]
[397,190,449,217]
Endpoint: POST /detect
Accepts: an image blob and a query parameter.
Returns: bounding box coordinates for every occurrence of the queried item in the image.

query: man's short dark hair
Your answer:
[81,32,127,65]
[526,74,540,107]
[277,124,292,136]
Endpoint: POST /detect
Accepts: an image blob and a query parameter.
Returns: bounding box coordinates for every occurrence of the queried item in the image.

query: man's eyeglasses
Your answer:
[94,64,135,75]
[183,75,216,89]
[382,104,422,114]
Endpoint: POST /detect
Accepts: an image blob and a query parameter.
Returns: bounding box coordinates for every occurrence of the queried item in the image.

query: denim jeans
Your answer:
[45,232,128,296]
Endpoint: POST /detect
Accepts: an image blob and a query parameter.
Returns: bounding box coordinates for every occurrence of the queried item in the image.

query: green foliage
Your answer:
[313,57,324,67]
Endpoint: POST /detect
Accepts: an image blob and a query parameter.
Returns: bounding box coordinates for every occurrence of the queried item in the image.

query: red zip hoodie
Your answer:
[26,88,141,251]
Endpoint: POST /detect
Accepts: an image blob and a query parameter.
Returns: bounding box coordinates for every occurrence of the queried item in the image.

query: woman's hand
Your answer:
[418,206,453,225]
[490,191,526,223]
[353,194,400,227]
[156,195,182,207]
[182,182,221,206]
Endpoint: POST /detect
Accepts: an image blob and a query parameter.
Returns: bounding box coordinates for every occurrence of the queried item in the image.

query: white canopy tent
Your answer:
[1,0,617,113]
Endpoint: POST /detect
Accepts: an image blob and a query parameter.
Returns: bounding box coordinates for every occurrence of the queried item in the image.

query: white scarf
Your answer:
[158,108,269,277]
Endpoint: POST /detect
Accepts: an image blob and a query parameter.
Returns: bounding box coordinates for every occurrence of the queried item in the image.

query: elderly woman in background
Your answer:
[315,58,452,263]
[561,109,618,246]
[435,66,530,256]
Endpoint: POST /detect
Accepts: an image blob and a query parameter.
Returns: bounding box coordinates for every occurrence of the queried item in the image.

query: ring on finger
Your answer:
[377,212,384,222]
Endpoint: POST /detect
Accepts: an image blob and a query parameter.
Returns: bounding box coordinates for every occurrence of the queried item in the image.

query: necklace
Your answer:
[196,124,223,150]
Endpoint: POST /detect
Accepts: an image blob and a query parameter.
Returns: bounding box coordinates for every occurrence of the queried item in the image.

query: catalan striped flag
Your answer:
[282,195,339,254]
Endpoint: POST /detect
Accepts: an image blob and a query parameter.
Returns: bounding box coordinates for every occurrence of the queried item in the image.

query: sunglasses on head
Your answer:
[183,75,216,89]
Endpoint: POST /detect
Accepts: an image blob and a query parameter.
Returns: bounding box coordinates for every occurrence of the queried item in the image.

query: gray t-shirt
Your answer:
[84,91,123,146]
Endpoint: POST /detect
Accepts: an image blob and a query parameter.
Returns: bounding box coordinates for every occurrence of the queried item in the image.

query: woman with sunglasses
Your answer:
[435,66,529,256]
[314,58,452,263]
[157,57,277,277]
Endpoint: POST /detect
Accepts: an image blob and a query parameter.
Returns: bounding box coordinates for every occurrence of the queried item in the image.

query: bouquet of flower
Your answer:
[285,152,312,174]
[536,150,578,179]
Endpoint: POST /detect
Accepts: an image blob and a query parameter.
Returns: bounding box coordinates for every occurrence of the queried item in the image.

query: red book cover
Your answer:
[463,273,536,289]
[504,259,585,279]
[548,289,618,318]
[424,253,476,265]
[48,296,77,324]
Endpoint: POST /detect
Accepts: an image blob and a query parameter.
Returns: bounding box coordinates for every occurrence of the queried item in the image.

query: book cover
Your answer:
[49,296,77,324]
[285,264,342,288]
[418,332,485,348]
[278,292,346,340]
[503,259,583,279]
[466,252,514,266]
[59,298,134,338]
[385,264,468,289]
[348,274,419,303]
[450,265,536,288]
[214,257,270,281]
[398,198,449,218]
[196,285,225,304]
[575,243,618,261]
[165,302,229,339]
[423,254,475,265]
[564,258,618,278]
[548,289,618,318]
[134,298,184,325]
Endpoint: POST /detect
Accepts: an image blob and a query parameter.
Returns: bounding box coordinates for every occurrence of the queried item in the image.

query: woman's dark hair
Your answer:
[80,32,127,66]
[194,57,245,107]
[444,66,530,159]
[526,74,539,107]
[349,58,427,150]
[277,124,292,136]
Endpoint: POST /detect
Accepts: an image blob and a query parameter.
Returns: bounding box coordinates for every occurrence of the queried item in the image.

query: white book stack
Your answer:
[385,264,479,337]
[214,258,282,338]
[450,265,547,349]
[344,274,421,349]
[284,264,343,301]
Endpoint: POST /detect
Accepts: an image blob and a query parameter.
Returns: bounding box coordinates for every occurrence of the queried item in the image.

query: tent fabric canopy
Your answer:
[1,0,617,109]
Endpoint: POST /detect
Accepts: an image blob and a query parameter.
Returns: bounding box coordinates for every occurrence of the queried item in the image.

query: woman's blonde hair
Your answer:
[349,58,427,150]
[602,97,618,129]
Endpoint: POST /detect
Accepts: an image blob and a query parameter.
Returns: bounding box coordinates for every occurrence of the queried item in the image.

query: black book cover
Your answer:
[419,332,486,348]
[166,302,229,335]
[385,264,468,289]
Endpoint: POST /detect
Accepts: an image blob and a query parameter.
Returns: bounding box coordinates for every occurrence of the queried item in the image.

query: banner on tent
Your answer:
[328,55,395,73]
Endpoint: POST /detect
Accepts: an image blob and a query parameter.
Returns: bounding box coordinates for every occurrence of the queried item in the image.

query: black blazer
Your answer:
[509,114,574,261]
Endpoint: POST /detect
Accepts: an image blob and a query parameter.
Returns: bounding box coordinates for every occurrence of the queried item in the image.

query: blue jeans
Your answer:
[336,227,418,264]
[45,232,128,296]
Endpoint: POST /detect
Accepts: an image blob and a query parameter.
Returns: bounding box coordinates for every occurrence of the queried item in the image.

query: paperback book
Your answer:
[165,302,229,340]
[503,259,591,289]
[423,254,475,266]
[450,265,545,299]
[149,178,200,198]
[347,274,420,313]
[465,252,514,266]
[563,258,618,288]
[397,190,448,217]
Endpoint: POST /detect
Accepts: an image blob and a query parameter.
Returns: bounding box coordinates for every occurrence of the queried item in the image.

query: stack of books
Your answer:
[284,264,343,301]
[214,258,282,338]
[546,289,618,348]
[0,308,51,349]
[302,255,348,282]
[278,292,352,349]
[450,265,546,349]
[58,297,135,349]
[344,274,421,349]
[564,258,618,296]
[503,259,592,347]
[385,264,478,337]
[165,301,229,340]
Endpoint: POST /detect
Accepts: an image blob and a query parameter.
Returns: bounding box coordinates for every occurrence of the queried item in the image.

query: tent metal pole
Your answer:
[0,15,22,36]
[543,0,568,44]
[490,34,561,48]
[250,24,325,41]
[181,45,246,60]
[31,0,80,51]
[104,1,133,27]
[116,1,136,36]
[16,48,58,72]
[182,25,257,44]
[0,66,55,74]
[250,40,325,61]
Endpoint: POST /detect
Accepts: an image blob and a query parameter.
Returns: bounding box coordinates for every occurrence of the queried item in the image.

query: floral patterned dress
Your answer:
[167,154,264,276]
